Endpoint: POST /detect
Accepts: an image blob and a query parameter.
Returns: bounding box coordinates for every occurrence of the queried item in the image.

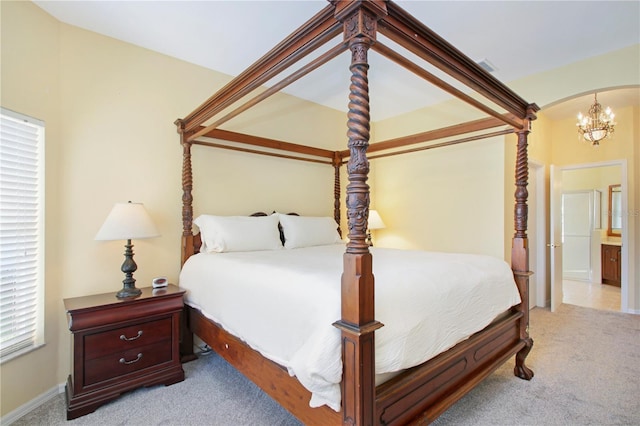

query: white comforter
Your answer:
[179,244,521,411]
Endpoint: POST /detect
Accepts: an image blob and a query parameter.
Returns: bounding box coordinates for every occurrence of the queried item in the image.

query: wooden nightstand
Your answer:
[64,285,185,420]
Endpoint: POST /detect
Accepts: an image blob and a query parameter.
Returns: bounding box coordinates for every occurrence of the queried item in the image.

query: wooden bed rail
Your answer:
[180,115,521,166]
[178,1,537,138]
[190,127,336,160]
[371,41,525,129]
[181,4,342,134]
[192,140,332,166]
[379,1,534,120]
[367,129,515,160]
[343,116,516,158]
[188,41,349,141]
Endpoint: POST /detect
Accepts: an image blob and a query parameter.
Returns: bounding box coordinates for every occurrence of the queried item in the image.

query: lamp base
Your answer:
[116,240,142,299]
[116,285,142,299]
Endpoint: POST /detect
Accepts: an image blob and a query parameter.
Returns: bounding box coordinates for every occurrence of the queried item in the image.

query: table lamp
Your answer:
[95,201,160,298]
[367,210,386,246]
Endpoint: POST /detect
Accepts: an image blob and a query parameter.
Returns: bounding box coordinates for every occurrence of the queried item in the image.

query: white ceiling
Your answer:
[33,0,640,121]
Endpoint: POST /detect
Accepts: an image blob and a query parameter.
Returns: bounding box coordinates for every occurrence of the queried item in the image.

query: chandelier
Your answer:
[576,93,615,146]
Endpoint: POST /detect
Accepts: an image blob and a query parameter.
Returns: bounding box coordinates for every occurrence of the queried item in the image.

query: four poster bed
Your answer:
[175,1,539,425]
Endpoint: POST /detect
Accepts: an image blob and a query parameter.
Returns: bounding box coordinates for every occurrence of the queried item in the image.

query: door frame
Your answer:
[550,159,629,312]
[528,160,547,308]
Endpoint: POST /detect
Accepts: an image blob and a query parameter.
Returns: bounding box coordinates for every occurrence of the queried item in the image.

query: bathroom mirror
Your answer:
[607,184,622,237]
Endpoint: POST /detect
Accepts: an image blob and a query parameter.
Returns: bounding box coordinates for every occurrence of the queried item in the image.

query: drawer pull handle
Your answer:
[120,330,143,341]
[119,353,143,365]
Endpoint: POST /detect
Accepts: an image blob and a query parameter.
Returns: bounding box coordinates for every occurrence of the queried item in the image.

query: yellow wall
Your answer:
[511,44,640,108]
[1,0,64,415]
[504,45,640,312]
[369,45,639,311]
[2,0,639,418]
[548,104,638,310]
[0,0,345,417]
[551,105,636,167]
[372,135,507,257]
[371,96,506,256]
[563,166,621,192]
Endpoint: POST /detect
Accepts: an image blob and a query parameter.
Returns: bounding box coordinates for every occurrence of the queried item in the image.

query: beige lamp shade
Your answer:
[368,210,386,230]
[95,202,160,241]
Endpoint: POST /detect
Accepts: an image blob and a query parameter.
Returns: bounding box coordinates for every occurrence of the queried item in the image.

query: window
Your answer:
[0,108,45,363]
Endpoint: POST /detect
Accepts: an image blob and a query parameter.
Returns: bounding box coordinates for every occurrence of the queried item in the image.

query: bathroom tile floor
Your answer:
[563,279,621,312]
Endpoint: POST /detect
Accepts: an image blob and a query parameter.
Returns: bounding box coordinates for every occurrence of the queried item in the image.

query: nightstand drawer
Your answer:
[85,317,172,360]
[84,341,172,385]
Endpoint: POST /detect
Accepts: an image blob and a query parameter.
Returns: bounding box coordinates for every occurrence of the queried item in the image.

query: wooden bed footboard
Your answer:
[183,305,341,426]
[181,304,526,425]
[375,310,524,425]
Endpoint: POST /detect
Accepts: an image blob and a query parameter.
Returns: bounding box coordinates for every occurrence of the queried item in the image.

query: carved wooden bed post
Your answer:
[333,151,343,236]
[332,2,387,425]
[175,119,198,362]
[175,119,195,267]
[511,106,538,381]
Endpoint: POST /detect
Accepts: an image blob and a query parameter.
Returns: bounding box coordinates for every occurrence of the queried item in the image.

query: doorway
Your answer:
[528,160,546,308]
[550,161,628,313]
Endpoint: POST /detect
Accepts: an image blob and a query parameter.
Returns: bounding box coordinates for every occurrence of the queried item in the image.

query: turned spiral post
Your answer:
[345,37,372,255]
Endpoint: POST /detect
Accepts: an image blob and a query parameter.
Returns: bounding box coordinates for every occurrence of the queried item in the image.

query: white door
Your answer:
[562,191,593,281]
[528,165,537,309]
[550,165,563,312]
[528,161,547,308]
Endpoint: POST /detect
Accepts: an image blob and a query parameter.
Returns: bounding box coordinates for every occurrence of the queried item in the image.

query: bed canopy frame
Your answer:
[175,1,539,424]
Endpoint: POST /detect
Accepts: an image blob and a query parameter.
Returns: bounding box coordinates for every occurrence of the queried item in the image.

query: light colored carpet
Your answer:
[11,304,640,425]
[433,304,639,425]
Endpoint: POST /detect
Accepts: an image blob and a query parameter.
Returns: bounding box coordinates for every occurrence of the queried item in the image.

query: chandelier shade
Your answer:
[576,93,615,146]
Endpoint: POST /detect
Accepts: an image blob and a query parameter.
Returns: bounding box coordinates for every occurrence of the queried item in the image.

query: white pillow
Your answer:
[278,214,342,249]
[193,214,282,253]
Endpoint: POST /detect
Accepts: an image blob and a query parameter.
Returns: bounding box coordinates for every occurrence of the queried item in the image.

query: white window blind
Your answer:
[0,108,45,362]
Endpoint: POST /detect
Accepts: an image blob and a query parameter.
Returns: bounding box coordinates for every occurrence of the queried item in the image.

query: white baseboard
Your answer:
[1,383,65,425]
